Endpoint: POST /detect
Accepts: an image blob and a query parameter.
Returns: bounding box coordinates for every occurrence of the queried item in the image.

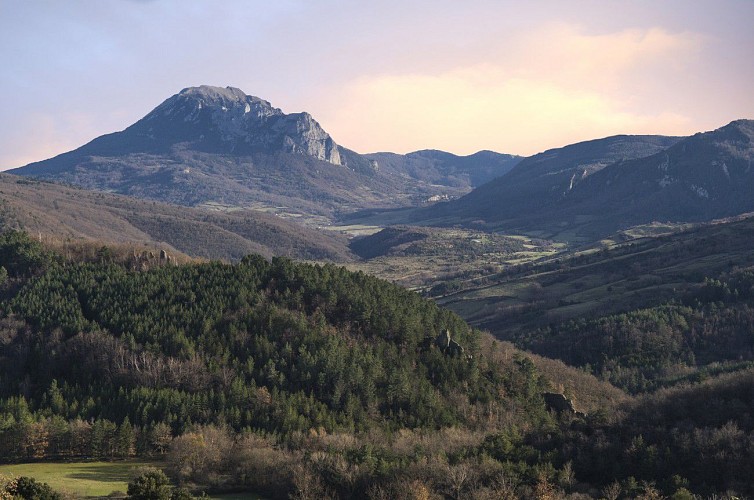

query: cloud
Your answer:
[314,25,701,155]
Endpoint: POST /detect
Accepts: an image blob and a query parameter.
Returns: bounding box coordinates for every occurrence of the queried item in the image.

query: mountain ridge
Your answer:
[428,133,683,222]
[9,85,519,221]
[406,120,754,241]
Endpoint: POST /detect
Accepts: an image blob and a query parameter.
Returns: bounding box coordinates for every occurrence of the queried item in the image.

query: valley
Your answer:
[343,225,561,290]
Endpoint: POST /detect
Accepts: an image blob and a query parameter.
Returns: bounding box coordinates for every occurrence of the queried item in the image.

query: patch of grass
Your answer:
[0,461,156,498]
[207,493,265,500]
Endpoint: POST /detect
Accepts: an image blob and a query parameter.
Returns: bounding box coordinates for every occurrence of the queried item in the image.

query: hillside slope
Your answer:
[412,134,680,228]
[414,120,754,241]
[1,233,752,497]
[0,174,352,262]
[0,231,627,498]
[437,213,754,391]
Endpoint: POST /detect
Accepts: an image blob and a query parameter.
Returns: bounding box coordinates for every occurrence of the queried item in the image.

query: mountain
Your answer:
[365,149,521,190]
[414,120,754,240]
[9,86,516,221]
[556,119,754,232]
[411,133,681,230]
[17,86,346,169]
[0,173,353,262]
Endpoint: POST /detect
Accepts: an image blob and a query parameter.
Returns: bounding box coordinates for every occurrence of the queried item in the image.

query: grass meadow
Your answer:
[0,461,264,498]
[0,460,151,498]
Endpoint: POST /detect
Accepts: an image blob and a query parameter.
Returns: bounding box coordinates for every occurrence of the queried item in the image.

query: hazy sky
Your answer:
[1,0,753,168]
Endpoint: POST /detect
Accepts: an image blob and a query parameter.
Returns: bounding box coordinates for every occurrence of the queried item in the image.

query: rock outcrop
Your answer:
[137,85,343,165]
[435,329,464,356]
[543,392,586,418]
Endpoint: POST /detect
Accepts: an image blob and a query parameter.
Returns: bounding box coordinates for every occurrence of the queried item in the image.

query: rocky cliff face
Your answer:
[277,112,341,165]
[130,85,342,165]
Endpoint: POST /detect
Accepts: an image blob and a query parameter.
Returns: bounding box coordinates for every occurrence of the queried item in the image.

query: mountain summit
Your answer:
[10,86,518,218]
[128,85,342,164]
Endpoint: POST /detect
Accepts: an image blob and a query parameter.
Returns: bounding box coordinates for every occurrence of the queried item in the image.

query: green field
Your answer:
[0,461,265,499]
[0,461,153,498]
[209,494,264,500]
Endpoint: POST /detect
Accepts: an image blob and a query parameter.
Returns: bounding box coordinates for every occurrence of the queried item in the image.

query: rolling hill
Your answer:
[0,174,352,262]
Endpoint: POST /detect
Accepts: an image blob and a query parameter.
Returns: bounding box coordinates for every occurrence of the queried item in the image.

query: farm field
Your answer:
[0,461,264,499]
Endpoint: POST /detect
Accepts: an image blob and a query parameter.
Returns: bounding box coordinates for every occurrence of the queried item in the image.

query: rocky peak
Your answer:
[131,85,342,165]
[171,86,282,121]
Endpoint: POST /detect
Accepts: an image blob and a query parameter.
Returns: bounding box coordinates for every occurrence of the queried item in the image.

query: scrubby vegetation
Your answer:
[0,474,62,500]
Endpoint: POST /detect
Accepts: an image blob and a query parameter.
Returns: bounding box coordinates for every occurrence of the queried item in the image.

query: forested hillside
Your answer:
[523,268,754,392]
[0,231,751,498]
[430,216,754,398]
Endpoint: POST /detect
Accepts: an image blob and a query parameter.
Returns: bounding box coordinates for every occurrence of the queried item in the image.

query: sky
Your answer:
[1,0,753,169]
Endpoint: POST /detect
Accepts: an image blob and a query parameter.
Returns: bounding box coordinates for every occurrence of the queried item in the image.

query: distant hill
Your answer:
[365,149,521,190]
[408,133,681,233]
[9,86,516,220]
[0,174,352,262]
[411,120,754,241]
